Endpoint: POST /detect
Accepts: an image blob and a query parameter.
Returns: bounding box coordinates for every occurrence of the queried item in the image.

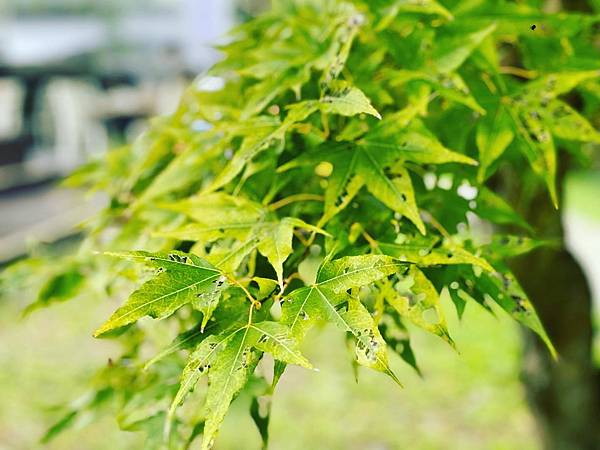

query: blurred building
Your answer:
[0,0,237,261]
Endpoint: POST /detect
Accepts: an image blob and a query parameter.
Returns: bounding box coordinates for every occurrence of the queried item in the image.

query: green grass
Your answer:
[0,290,540,450]
[0,290,143,450]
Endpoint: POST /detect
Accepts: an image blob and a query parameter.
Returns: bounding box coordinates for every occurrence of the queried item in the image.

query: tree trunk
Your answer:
[514,247,600,449]
[510,150,600,448]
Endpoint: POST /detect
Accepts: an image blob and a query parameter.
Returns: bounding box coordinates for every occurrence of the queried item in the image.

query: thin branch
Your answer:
[269,194,324,211]
[226,274,261,309]
[500,66,538,79]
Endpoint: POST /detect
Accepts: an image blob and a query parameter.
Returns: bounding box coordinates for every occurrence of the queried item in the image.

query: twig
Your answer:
[269,194,324,211]
[499,66,538,79]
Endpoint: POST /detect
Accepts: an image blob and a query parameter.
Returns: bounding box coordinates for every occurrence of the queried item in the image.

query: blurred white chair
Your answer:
[35,78,109,171]
[0,77,25,141]
[152,77,187,116]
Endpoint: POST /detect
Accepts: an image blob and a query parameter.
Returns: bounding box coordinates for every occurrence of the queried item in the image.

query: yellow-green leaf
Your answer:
[94,252,222,337]
[321,81,381,119]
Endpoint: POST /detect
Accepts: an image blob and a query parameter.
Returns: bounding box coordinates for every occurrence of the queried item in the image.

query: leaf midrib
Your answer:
[313,286,397,382]
[250,323,306,365]
[109,273,221,326]
[317,262,400,289]
[119,253,220,273]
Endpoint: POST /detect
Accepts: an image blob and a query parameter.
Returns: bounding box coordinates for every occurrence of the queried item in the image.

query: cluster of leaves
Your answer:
[3,0,600,448]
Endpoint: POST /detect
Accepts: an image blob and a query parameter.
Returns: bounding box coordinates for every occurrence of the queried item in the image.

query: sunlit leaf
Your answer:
[321,81,381,119]
[382,266,454,346]
[476,104,514,182]
[282,255,404,384]
[94,252,224,337]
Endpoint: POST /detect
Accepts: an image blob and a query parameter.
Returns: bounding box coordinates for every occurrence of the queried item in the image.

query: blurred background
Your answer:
[0,1,598,449]
[0,0,248,260]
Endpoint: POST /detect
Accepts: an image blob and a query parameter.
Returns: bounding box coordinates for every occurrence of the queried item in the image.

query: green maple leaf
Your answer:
[282,255,405,385]
[463,263,557,359]
[159,193,266,242]
[167,318,310,449]
[280,119,476,232]
[375,0,453,31]
[433,23,497,74]
[476,102,515,182]
[381,266,454,346]
[321,80,381,119]
[507,71,600,206]
[94,251,225,337]
[386,69,484,113]
[159,194,325,287]
[208,102,320,192]
[378,236,494,271]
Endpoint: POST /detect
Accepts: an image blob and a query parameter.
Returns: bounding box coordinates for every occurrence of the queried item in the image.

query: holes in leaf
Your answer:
[355,329,378,363]
[335,301,349,312]
[406,293,417,306]
[422,307,439,325]
[511,295,529,314]
[538,131,550,142]
[168,253,187,263]
[239,348,252,370]
[500,273,512,289]
[395,275,415,295]
[213,275,227,288]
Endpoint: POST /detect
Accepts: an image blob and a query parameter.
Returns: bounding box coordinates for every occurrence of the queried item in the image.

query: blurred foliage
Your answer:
[2,0,600,449]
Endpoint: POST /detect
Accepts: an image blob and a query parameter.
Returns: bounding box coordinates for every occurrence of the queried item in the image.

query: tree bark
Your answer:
[514,244,600,449]
[510,151,600,449]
